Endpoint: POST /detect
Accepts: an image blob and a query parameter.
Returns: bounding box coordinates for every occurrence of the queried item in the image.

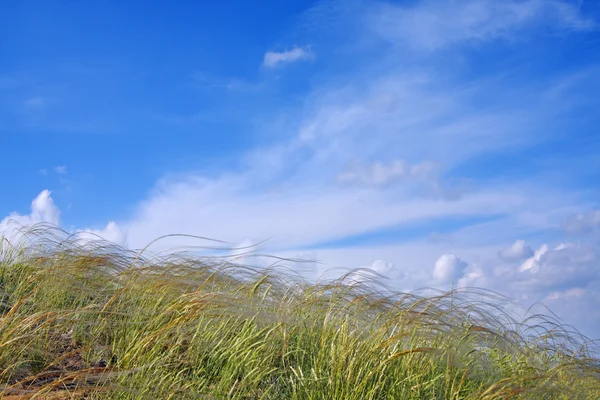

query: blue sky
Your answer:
[1,0,600,338]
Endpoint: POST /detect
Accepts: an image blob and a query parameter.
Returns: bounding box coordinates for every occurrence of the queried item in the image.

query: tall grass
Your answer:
[0,224,598,399]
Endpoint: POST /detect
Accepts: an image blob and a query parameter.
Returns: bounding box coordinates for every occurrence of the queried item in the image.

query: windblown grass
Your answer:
[0,224,598,399]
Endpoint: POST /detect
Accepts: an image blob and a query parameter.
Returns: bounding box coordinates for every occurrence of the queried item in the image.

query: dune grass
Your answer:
[0,224,599,399]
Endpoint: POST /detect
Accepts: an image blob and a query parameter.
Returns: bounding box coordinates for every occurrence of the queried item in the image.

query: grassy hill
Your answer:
[1,225,598,399]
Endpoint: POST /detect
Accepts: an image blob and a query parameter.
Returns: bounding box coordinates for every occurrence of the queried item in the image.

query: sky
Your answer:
[1,0,600,339]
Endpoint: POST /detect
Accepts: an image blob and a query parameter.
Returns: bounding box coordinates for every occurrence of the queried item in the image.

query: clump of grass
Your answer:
[0,223,598,399]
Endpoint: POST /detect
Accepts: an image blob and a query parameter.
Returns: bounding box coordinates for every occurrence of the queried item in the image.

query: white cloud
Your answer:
[0,190,61,244]
[76,221,128,247]
[368,0,595,52]
[514,242,598,292]
[345,259,399,285]
[498,239,534,262]
[273,237,599,322]
[494,241,600,336]
[433,253,468,284]
[30,191,60,224]
[0,190,60,229]
[519,244,548,273]
[0,191,127,248]
[337,159,436,187]
[457,265,485,288]
[369,259,394,276]
[123,174,527,253]
[263,46,314,68]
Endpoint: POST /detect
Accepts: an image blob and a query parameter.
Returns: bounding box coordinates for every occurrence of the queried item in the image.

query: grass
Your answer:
[0,223,599,399]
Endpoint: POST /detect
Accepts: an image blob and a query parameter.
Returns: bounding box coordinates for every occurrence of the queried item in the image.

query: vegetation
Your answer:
[1,224,598,399]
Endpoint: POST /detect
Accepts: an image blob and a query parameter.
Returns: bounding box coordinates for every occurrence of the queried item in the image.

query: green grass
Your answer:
[0,224,599,399]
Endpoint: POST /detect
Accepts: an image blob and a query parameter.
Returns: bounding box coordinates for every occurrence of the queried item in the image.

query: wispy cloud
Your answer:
[368,0,596,52]
[433,253,468,284]
[337,160,436,187]
[262,46,314,68]
[519,244,549,273]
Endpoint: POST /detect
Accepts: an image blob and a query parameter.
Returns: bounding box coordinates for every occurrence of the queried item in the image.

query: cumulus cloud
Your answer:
[345,259,398,285]
[424,240,599,336]
[368,0,595,52]
[515,242,598,292]
[263,46,314,68]
[369,259,394,276]
[0,190,61,246]
[499,241,600,335]
[0,190,60,238]
[0,191,127,248]
[498,240,534,262]
[433,253,468,284]
[562,209,600,234]
[76,221,128,247]
[457,265,485,288]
